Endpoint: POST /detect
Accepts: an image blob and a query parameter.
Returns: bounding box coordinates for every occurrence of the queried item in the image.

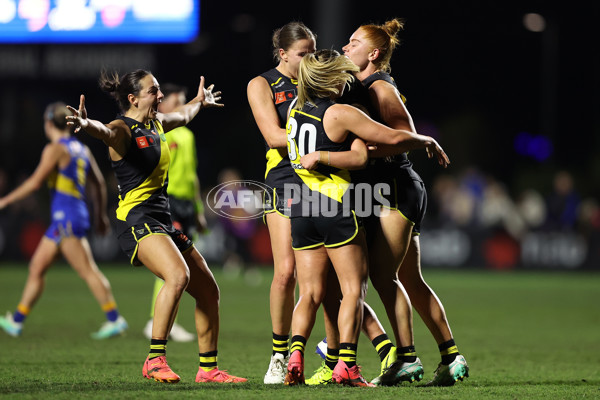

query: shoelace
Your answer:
[315,368,330,381]
[211,370,237,382]
[149,357,170,370]
[270,359,285,373]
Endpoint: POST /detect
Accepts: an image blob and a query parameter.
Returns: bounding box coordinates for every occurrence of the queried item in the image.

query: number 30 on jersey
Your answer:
[287,116,317,162]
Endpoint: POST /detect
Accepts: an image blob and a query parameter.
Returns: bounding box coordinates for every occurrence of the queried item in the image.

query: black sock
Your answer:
[290,335,306,355]
[439,339,459,365]
[398,345,417,363]
[371,333,394,362]
[325,347,339,370]
[148,338,167,359]
[272,332,290,357]
[339,342,358,368]
[199,350,218,372]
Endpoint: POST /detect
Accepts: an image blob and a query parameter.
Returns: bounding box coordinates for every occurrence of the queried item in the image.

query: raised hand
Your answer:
[66,94,89,133]
[425,138,450,168]
[196,76,223,108]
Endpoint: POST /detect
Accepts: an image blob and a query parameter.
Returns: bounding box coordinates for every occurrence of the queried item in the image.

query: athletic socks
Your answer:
[148,338,167,359]
[398,345,417,363]
[13,304,30,323]
[272,332,290,357]
[371,333,394,362]
[339,342,358,368]
[439,339,460,365]
[199,350,218,372]
[325,347,339,370]
[101,301,119,322]
[290,335,306,356]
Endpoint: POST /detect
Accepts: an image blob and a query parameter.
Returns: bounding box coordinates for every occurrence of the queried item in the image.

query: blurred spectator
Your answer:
[213,168,258,271]
[478,177,526,239]
[576,197,600,236]
[431,174,476,227]
[516,189,547,230]
[545,170,580,230]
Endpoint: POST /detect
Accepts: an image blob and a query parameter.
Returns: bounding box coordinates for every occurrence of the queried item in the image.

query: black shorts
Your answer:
[263,185,293,219]
[361,164,426,234]
[291,210,362,250]
[169,196,196,238]
[118,222,194,266]
[382,172,427,234]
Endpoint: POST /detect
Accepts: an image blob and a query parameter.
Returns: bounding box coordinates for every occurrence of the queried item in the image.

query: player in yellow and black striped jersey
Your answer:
[247,21,317,384]
[111,115,176,256]
[258,67,298,215]
[67,70,246,384]
[142,83,205,343]
[343,19,467,386]
[287,96,361,249]
[284,49,448,387]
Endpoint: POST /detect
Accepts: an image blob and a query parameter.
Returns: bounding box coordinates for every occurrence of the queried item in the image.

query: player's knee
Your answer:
[27,262,49,279]
[272,270,296,292]
[369,273,396,294]
[300,284,326,306]
[339,278,368,301]
[165,268,190,293]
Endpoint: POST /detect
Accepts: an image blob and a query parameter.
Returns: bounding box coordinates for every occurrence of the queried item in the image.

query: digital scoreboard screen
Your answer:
[0,0,199,43]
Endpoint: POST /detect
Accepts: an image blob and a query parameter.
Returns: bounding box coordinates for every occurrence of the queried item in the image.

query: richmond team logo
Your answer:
[207,180,273,220]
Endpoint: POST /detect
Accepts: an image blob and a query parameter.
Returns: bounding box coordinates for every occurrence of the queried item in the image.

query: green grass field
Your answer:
[0,263,598,399]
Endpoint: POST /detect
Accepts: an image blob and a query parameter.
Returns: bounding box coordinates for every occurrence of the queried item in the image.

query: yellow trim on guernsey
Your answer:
[290,109,320,122]
[265,148,287,179]
[288,108,351,203]
[116,129,170,221]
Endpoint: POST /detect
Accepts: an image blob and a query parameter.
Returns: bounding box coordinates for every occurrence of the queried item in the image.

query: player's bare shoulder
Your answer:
[106,119,131,138]
[328,103,367,121]
[247,75,271,98]
[369,79,397,98]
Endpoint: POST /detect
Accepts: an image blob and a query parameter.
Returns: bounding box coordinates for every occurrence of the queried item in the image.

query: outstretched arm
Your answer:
[159,76,223,133]
[327,104,450,168]
[66,95,129,156]
[0,143,63,209]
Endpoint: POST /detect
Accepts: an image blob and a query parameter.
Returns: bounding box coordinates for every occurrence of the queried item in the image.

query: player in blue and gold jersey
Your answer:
[66,70,245,384]
[0,102,127,339]
[247,21,316,384]
[284,49,447,388]
[343,19,468,386]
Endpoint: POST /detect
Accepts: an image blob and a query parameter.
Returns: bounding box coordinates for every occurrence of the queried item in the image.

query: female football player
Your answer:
[66,70,245,384]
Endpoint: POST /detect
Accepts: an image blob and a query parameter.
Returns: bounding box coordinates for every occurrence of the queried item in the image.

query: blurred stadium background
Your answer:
[0,0,598,271]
